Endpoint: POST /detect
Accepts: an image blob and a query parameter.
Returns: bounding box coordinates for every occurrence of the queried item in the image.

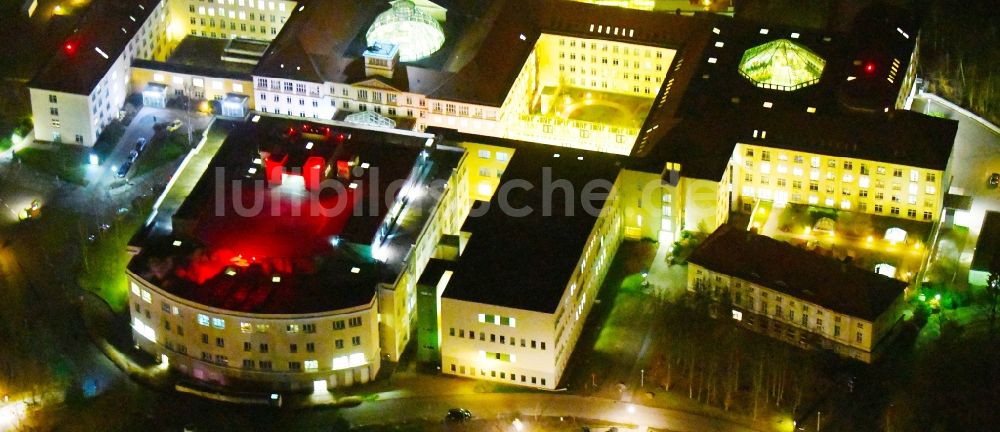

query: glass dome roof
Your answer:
[738,39,826,91]
[366,0,446,63]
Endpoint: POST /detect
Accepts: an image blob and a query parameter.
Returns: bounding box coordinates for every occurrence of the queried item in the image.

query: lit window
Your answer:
[197,314,210,326]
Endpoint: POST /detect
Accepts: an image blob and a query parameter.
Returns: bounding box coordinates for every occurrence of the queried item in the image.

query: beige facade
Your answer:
[687,262,906,363]
[440,166,625,389]
[377,145,473,361]
[127,272,381,391]
[131,65,254,109]
[733,143,945,222]
[166,0,297,44]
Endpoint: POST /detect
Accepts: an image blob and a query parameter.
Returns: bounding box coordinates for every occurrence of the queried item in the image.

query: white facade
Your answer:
[30,0,168,146]
[439,179,624,389]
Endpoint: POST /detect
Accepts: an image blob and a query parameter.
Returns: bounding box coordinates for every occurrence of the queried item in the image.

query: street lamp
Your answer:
[512,418,523,431]
[627,405,636,414]
[89,153,99,166]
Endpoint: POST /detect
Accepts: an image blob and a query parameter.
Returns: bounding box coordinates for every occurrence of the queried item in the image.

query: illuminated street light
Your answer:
[512,418,523,431]
[627,405,636,414]
[89,153,99,166]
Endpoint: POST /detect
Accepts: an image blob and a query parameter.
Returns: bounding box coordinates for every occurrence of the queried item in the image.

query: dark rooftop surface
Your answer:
[256,0,713,105]
[440,133,624,313]
[131,36,258,81]
[630,4,957,180]
[128,116,441,314]
[688,225,907,321]
[30,0,160,94]
[630,107,957,181]
[971,211,1000,273]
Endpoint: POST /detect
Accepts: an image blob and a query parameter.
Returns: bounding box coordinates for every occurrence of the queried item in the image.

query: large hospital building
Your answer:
[30,0,959,391]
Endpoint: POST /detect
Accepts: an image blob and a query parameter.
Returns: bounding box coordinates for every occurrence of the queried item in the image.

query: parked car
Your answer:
[445,408,472,421]
[128,149,139,162]
[134,137,147,153]
[990,172,999,188]
[116,161,133,178]
[167,119,183,132]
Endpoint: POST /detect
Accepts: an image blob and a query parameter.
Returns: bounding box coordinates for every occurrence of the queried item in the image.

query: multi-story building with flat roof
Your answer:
[424,140,625,389]
[127,116,471,391]
[29,0,168,146]
[103,1,962,392]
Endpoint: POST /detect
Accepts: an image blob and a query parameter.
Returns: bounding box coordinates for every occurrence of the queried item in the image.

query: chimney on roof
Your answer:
[363,42,399,79]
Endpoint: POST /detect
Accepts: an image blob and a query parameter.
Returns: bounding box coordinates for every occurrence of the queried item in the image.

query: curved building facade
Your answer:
[128,272,380,392]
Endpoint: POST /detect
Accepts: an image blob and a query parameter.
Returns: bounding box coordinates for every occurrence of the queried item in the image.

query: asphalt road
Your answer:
[911,93,1000,239]
[336,392,759,432]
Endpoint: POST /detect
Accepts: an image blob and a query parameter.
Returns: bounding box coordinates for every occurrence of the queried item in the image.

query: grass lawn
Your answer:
[15,145,88,186]
[132,131,192,177]
[76,192,156,313]
[92,120,126,160]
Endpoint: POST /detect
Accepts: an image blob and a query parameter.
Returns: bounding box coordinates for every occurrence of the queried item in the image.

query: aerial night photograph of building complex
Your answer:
[0,0,998,431]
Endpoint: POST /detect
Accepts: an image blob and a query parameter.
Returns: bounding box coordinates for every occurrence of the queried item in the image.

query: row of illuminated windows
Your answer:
[478,313,516,327]
[187,17,278,35]
[448,363,547,386]
[152,73,246,94]
[190,1,286,18]
[741,174,938,203]
[476,149,511,161]
[447,327,547,350]
[430,101,496,120]
[558,52,666,72]
[191,0,285,8]
[742,160,938,190]
[739,189,935,220]
[192,334,362,352]
[259,107,319,119]
[555,64,663,83]
[564,77,655,94]
[257,78,312,94]
[557,38,666,59]
[743,147,938,183]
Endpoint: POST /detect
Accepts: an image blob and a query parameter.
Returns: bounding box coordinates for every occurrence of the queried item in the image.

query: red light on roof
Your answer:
[336,133,345,141]
[864,62,875,74]
[64,42,76,54]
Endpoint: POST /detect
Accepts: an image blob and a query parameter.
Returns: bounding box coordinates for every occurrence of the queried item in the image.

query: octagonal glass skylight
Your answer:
[366,0,445,63]
[738,39,825,91]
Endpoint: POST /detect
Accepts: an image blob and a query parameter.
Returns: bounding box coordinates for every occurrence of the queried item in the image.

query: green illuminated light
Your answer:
[739,39,826,91]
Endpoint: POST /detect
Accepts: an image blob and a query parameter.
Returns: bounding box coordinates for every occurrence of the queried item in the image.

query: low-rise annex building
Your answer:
[687,225,909,363]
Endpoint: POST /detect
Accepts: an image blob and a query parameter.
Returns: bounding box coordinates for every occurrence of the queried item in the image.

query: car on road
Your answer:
[445,408,472,421]
[128,149,139,162]
[116,161,133,178]
[167,119,183,132]
[17,200,41,221]
[990,172,999,188]
[134,137,147,153]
